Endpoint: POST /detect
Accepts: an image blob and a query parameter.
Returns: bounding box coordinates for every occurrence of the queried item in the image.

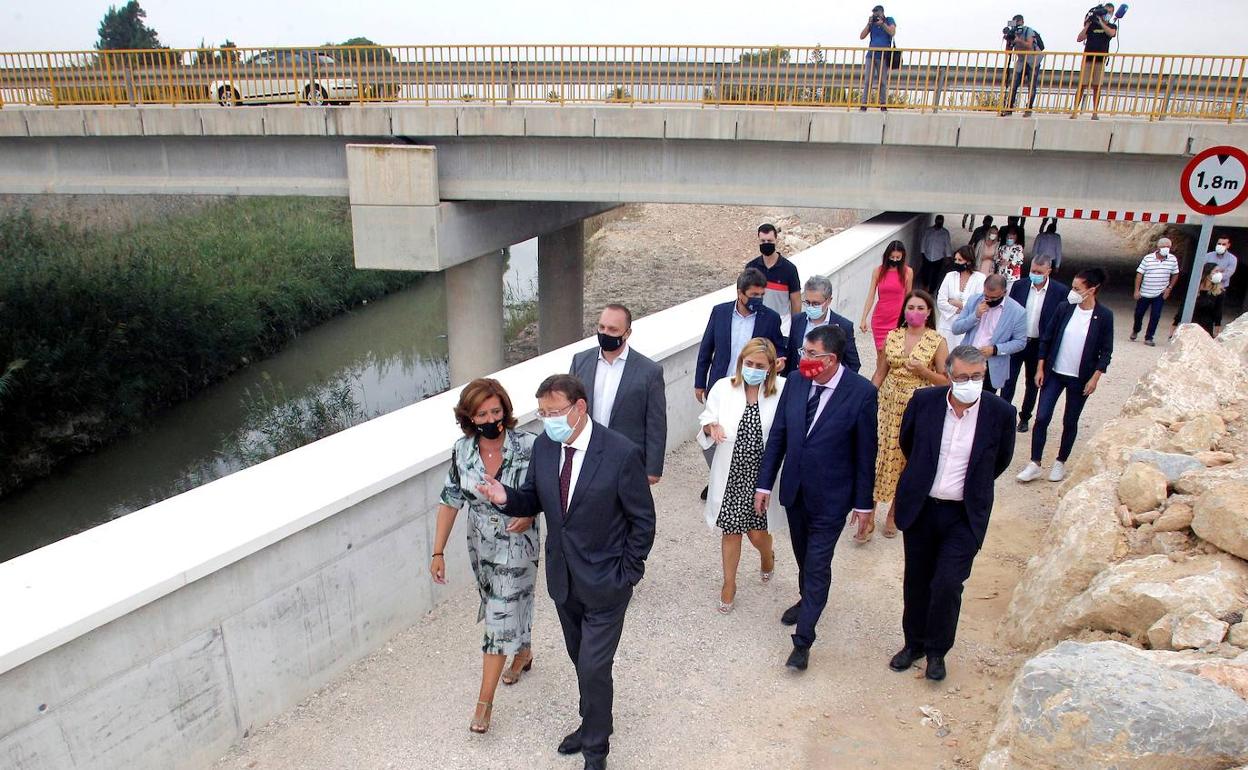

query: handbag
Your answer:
[888,41,902,69]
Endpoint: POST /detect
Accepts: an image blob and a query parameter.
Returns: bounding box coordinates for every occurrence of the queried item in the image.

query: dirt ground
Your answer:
[214,217,1170,770]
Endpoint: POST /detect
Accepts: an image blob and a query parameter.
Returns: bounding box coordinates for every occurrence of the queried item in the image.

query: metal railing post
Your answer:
[506,62,516,105]
[933,66,946,113]
[123,55,136,106]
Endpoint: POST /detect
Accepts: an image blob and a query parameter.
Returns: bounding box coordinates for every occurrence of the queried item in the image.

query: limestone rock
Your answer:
[1054,554,1248,640]
[1134,510,1161,525]
[980,641,1248,770]
[1173,412,1228,453]
[1217,313,1248,361]
[1130,449,1207,483]
[1118,462,1169,513]
[1151,531,1195,556]
[1231,622,1248,649]
[1172,610,1231,649]
[1174,461,1248,496]
[1000,474,1126,650]
[1058,416,1170,495]
[1147,613,1181,650]
[1153,501,1195,532]
[1122,324,1248,419]
[1192,481,1248,560]
[1133,647,1248,700]
[1196,450,1237,467]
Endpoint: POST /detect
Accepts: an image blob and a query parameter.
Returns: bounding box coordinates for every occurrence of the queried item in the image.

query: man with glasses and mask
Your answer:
[886,345,1016,682]
[755,324,877,672]
[571,304,668,486]
[479,374,655,770]
[785,274,861,377]
[951,274,1027,395]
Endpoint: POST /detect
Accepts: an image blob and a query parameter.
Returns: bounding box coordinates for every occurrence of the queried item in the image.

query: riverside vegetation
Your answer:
[0,198,422,497]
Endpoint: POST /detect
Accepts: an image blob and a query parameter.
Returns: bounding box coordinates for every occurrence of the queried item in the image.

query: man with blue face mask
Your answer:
[479,374,655,770]
[1002,255,1067,433]
[887,345,1016,682]
[785,274,861,377]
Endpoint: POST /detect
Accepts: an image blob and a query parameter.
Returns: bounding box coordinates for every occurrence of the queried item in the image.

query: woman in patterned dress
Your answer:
[430,378,539,734]
[996,226,1026,288]
[860,240,915,351]
[864,290,949,542]
[698,338,786,613]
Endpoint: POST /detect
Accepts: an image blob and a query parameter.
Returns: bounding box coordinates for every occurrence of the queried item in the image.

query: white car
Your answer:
[211,50,358,106]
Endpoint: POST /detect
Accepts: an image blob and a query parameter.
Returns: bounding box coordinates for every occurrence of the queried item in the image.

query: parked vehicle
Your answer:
[211,50,358,105]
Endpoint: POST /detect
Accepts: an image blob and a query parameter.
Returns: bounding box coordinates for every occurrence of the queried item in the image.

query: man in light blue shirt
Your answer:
[859,5,897,111]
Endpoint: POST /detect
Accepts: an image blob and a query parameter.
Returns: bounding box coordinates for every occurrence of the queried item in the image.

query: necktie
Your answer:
[559,445,576,513]
[806,384,827,429]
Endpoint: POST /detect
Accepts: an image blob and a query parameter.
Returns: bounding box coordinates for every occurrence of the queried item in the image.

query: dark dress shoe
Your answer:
[558,731,583,755]
[889,647,922,672]
[786,645,810,671]
[584,758,607,770]
[1017,418,1030,433]
[780,602,801,626]
[925,655,947,681]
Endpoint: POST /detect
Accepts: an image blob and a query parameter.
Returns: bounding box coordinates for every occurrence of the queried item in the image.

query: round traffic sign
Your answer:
[1180,145,1248,216]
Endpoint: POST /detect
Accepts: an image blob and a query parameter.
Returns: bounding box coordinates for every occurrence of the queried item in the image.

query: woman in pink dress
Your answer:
[859,240,915,351]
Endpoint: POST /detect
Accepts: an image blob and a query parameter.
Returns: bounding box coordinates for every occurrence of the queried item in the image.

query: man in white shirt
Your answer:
[1131,237,1180,346]
[919,215,954,293]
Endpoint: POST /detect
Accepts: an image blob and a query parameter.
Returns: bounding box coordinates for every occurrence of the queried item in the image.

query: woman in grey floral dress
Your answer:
[430,378,539,734]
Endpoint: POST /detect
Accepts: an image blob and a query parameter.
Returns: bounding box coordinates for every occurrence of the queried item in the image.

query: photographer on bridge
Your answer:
[1073,3,1119,120]
[859,5,897,111]
[1001,14,1043,117]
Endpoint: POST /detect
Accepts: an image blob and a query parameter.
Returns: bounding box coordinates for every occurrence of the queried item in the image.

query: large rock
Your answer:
[1172,610,1231,649]
[1122,324,1248,419]
[1217,313,1248,361]
[1058,416,1170,495]
[1054,554,1248,640]
[1000,474,1127,650]
[1147,612,1181,650]
[1132,647,1248,700]
[1154,501,1196,532]
[1173,412,1228,453]
[980,641,1248,770]
[1192,481,1248,560]
[1174,461,1248,496]
[1232,622,1248,648]
[1130,449,1207,483]
[1118,462,1169,513]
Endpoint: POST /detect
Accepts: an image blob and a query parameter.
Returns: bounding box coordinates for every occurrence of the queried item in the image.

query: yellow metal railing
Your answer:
[1,45,1245,121]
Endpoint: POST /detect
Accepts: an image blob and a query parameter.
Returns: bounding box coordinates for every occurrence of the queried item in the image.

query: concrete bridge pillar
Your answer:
[538,221,586,353]
[446,250,505,385]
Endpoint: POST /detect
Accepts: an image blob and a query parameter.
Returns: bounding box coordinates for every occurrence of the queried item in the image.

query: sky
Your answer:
[1,1,1246,55]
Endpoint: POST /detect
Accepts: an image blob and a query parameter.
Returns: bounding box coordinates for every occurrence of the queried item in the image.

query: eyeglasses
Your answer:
[536,403,576,420]
[802,299,828,307]
[800,349,834,360]
[949,373,986,384]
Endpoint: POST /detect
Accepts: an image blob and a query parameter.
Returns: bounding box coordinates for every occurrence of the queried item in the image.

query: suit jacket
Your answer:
[894,387,1016,547]
[1009,277,1069,341]
[756,368,877,516]
[1038,301,1114,383]
[784,311,861,376]
[571,346,668,478]
[502,423,657,608]
[695,301,786,390]
[951,295,1028,386]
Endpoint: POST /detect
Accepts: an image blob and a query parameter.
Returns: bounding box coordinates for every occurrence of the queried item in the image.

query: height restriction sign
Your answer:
[1180,145,1248,216]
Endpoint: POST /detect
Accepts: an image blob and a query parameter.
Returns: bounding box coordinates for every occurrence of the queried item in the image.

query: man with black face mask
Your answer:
[745,223,803,337]
[571,304,668,485]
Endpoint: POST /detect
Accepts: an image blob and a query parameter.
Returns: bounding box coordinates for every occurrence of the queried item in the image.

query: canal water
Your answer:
[0,240,538,562]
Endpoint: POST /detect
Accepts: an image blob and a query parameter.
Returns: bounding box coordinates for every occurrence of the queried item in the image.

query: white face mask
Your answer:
[987,233,998,242]
[1068,289,1085,304]
[1211,272,1225,284]
[950,378,984,404]
[1216,245,1228,255]
[1158,247,1170,257]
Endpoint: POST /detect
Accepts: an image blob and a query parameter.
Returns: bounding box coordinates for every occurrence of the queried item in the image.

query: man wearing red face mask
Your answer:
[754,324,878,671]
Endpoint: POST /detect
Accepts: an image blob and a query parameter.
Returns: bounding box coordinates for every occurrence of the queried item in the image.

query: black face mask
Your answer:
[888,258,904,266]
[984,295,1005,308]
[475,420,503,440]
[759,242,776,257]
[953,262,970,272]
[597,331,625,352]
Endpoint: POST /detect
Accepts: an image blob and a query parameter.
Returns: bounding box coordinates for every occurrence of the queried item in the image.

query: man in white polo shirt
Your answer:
[1131,237,1180,347]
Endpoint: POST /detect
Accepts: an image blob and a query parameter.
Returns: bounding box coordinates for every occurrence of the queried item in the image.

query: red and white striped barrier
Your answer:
[1020,206,1188,224]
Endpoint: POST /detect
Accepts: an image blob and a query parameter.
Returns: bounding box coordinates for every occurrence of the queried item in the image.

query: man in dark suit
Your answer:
[479,375,656,770]
[695,267,787,404]
[888,345,1016,682]
[784,274,861,376]
[1001,255,1068,433]
[571,304,668,484]
[754,324,877,671]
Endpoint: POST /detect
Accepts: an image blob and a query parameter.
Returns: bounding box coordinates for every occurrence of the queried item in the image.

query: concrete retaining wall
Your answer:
[0,212,922,770]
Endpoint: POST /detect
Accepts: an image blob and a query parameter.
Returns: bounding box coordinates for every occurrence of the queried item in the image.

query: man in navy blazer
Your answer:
[755,324,877,672]
[951,274,1027,395]
[784,274,862,376]
[888,346,1016,682]
[695,268,787,403]
[1001,255,1068,432]
[480,374,655,769]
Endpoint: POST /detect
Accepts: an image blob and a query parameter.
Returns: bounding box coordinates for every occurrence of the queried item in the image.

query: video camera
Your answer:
[1002,21,1024,43]
[869,8,885,24]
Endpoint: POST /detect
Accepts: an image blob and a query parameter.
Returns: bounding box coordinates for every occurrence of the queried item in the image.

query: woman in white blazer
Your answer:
[936,245,986,350]
[697,337,786,614]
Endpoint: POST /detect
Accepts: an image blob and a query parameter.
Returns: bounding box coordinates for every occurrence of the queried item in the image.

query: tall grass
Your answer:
[0,198,421,496]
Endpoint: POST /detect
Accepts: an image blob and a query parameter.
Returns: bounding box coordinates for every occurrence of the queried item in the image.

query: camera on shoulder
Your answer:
[1085,4,1110,22]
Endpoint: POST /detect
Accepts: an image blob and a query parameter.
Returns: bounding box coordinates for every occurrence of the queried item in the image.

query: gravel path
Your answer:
[215,218,1178,770]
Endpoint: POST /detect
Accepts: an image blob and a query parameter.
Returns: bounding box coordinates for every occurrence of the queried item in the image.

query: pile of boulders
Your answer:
[984,317,1248,769]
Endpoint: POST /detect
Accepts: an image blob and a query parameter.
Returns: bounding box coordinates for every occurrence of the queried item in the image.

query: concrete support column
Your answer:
[446,250,505,386]
[538,221,586,353]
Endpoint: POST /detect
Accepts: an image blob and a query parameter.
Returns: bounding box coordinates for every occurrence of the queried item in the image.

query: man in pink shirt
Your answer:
[886,346,1017,681]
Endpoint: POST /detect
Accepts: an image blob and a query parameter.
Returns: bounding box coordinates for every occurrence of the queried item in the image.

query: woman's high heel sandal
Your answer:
[882,514,899,539]
[761,549,775,583]
[501,655,533,686]
[469,701,493,733]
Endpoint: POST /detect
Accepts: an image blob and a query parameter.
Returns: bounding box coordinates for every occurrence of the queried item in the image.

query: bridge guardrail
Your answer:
[0,45,1245,121]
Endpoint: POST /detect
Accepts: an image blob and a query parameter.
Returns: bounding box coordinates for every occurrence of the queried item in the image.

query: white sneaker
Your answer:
[1048,461,1066,482]
[1016,462,1043,482]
